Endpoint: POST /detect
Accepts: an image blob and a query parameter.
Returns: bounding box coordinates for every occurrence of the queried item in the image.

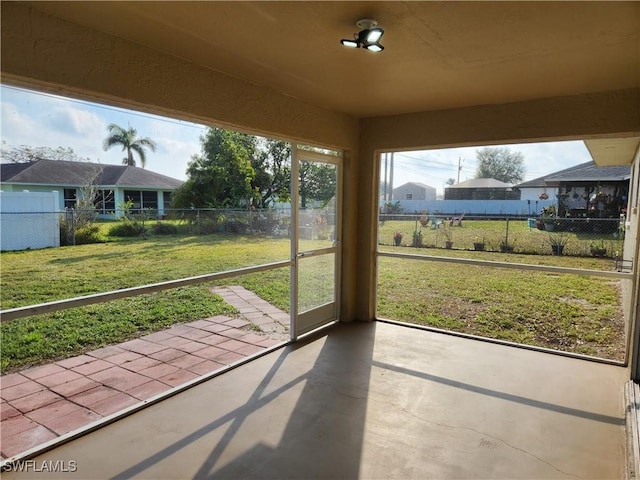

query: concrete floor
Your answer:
[2,321,630,479]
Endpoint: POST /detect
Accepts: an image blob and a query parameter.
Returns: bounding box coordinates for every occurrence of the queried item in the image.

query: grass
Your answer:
[1,285,237,372]
[0,233,292,372]
[0,222,628,371]
[1,233,291,309]
[377,257,626,360]
[379,218,625,260]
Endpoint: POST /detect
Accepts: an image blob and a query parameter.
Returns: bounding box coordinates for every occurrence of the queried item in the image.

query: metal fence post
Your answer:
[505,217,509,248]
[72,209,76,246]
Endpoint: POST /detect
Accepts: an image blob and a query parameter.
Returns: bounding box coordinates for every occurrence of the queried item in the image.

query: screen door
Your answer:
[291,147,341,337]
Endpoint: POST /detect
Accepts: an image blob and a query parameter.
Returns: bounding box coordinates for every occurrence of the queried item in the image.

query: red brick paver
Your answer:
[25,400,84,425]
[45,409,101,436]
[0,373,30,389]
[21,364,66,381]
[1,286,289,460]
[1,381,45,402]
[1,403,21,421]
[71,359,113,376]
[127,381,169,401]
[11,390,62,414]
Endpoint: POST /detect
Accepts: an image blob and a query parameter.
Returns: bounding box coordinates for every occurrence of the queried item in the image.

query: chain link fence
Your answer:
[378,213,627,260]
[0,208,297,251]
[1,207,628,261]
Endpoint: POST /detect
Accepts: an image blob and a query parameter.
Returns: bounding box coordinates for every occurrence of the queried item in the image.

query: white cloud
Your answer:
[1,100,46,145]
[2,85,594,188]
[46,104,105,137]
[0,86,206,180]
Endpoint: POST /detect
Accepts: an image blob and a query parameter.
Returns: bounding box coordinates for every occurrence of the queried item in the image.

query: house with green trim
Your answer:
[0,159,183,217]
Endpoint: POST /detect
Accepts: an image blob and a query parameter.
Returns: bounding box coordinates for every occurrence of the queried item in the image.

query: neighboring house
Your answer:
[0,159,183,218]
[444,178,517,200]
[515,161,630,218]
[393,182,437,201]
[514,176,559,203]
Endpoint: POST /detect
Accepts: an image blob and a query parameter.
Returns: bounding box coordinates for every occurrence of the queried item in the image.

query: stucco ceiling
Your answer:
[28,1,639,118]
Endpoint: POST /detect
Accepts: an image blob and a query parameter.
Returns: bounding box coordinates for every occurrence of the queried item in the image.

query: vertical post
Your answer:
[383,152,388,203]
[457,157,464,184]
[290,145,300,341]
[505,217,510,247]
[72,209,76,246]
[389,152,393,202]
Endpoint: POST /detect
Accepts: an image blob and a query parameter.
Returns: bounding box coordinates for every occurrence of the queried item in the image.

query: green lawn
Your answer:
[378,218,625,260]
[377,256,626,361]
[1,233,291,309]
[0,233,291,372]
[0,225,628,372]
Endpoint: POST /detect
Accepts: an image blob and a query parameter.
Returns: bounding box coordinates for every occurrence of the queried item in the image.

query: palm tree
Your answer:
[103,123,157,168]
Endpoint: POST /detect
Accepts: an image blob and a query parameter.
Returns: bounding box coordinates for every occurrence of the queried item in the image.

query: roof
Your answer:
[393,182,436,191]
[545,161,630,183]
[515,161,630,188]
[447,178,512,189]
[0,160,183,189]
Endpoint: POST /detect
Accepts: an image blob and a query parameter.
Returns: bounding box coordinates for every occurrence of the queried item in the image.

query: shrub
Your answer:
[59,216,103,245]
[151,222,178,235]
[74,224,104,244]
[108,219,145,237]
[59,217,74,246]
[194,218,223,235]
[227,218,248,234]
[252,211,278,235]
[412,229,423,247]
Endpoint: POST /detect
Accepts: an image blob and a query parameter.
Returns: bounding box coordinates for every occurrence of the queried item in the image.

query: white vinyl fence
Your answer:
[0,191,60,251]
[394,199,556,216]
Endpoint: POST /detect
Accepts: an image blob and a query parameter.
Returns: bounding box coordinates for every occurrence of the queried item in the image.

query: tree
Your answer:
[59,166,105,245]
[475,147,525,184]
[102,123,156,168]
[445,178,456,186]
[172,128,256,208]
[0,142,89,163]
[173,127,336,209]
[299,161,336,208]
[251,139,291,208]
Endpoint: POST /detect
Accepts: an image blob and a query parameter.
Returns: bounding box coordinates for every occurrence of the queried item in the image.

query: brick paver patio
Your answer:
[0,286,289,460]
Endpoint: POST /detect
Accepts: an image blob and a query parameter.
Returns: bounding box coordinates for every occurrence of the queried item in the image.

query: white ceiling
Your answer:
[18,2,640,165]
[585,138,640,167]
[29,1,639,118]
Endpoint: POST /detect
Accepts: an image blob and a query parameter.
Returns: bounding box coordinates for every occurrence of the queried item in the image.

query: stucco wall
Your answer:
[392,183,437,201]
[519,187,559,203]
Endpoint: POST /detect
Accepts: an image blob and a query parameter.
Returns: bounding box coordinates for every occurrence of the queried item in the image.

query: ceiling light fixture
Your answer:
[340,19,385,52]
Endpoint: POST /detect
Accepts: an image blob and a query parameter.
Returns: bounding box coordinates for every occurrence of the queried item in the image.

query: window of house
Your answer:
[63,188,77,209]
[142,191,158,210]
[94,190,115,214]
[405,193,413,200]
[124,190,141,210]
[163,191,172,211]
[124,190,159,211]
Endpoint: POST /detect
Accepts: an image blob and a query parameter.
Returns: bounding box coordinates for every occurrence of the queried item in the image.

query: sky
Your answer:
[1,85,593,193]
